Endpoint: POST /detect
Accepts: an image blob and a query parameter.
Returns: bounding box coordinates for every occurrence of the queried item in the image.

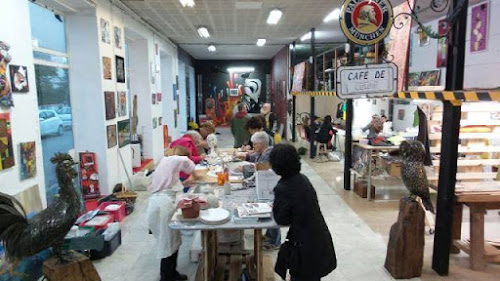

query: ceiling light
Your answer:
[267,9,282,24]
[208,45,216,52]
[323,8,340,23]
[227,67,255,73]
[180,0,195,7]
[301,32,311,41]
[257,39,266,46]
[197,27,210,38]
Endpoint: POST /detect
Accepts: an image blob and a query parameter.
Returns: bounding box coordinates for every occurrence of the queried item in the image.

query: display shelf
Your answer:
[428,172,497,182]
[429,133,500,140]
[432,159,500,167]
[430,146,500,154]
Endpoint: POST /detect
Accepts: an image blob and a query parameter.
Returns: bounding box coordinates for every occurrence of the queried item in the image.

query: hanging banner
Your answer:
[336,63,397,99]
[340,0,394,46]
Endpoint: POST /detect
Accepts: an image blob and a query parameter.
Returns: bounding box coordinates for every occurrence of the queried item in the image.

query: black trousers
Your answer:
[160,251,179,280]
[292,276,320,281]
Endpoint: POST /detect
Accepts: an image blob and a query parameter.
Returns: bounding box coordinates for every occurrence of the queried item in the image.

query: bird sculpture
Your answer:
[0,153,81,262]
[400,140,435,213]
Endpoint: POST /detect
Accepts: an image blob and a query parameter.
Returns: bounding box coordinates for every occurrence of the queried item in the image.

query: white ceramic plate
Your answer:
[200,208,230,225]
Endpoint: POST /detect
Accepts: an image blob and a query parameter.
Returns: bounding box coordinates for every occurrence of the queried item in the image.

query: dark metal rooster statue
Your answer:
[0,153,81,262]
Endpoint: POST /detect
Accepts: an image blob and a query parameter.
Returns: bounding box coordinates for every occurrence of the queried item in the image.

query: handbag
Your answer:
[275,240,301,280]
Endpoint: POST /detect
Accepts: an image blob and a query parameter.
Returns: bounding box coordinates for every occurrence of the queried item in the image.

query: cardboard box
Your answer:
[387,162,402,177]
[354,180,375,199]
[99,201,126,223]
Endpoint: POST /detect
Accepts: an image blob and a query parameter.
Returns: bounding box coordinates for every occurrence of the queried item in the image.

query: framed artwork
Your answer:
[174,109,178,128]
[173,84,177,101]
[163,125,169,149]
[398,109,405,121]
[153,117,157,129]
[291,62,306,92]
[419,70,441,86]
[176,75,179,89]
[158,117,162,126]
[114,26,122,49]
[115,55,125,83]
[9,65,29,93]
[79,152,100,199]
[117,119,130,147]
[157,93,162,102]
[107,124,117,148]
[104,91,116,120]
[102,57,112,80]
[437,19,449,68]
[0,113,14,170]
[470,1,489,53]
[20,142,36,180]
[417,27,430,47]
[152,93,156,105]
[408,72,421,87]
[100,18,110,44]
[0,41,14,107]
[118,91,127,117]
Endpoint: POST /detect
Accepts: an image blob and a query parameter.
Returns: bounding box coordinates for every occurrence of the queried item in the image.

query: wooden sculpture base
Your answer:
[43,251,101,281]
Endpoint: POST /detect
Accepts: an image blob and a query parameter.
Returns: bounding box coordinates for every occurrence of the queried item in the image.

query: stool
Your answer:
[316,142,328,156]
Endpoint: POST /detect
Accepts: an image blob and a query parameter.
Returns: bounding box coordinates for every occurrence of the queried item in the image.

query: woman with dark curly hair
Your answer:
[270,144,337,280]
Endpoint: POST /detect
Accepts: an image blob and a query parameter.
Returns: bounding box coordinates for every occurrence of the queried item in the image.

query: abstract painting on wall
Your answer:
[100,18,110,44]
[117,119,130,148]
[470,1,488,53]
[103,56,112,80]
[104,91,116,120]
[20,141,36,180]
[114,26,122,49]
[436,19,449,68]
[79,152,100,200]
[0,41,14,107]
[107,124,117,148]
[118,91,127,117]
[163,125,169,149]
[9,65,29,93]
[0,113,14,171]
[116,55,125,83]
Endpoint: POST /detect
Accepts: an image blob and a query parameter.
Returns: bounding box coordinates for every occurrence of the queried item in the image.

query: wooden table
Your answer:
[353,143,399,200]
[451,181,500,270]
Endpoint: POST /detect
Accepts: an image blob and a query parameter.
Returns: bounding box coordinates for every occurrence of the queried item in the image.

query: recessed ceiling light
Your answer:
[180,0,195,7]
[197,27,210,38]
[227,67,255,73]
[324,8,340,23]
[208,45,216,52]
[257,39,266,46]
[267,9,282,24]
[301,32,311,41]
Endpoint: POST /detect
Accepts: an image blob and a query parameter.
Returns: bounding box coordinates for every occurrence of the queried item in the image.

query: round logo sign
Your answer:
[340,0,393,46]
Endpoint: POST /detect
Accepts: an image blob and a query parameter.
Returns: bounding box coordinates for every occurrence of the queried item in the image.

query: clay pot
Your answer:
[182,202,200,219]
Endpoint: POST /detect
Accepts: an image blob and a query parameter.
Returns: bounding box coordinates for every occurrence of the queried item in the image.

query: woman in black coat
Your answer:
[270,144,337,281]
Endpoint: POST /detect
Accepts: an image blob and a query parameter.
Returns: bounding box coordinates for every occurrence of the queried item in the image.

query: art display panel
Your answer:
[118,119,130,147]
[118,91,127,117]
[79,152,100,199]
[470,1,489,53]
[20,141,36,180]
[116,55,125,83]
[100,18,110,44]
[107,124,117,148]
[105,91,116,120]
[103,56,112,80]
[0,41,14,107]
[9,65,29,93]
[0,113,14,170]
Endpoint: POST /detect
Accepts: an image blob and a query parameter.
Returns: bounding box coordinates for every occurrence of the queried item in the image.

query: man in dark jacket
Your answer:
[270,144,337,280]
[261,103,278,137]
[230,103,251,148]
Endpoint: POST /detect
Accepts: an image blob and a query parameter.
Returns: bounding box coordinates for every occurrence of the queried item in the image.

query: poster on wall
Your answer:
[0,113,14,170]
[0,41,14,107]
[114,26,122,49]
[103,57,112,80]
[437,19,449,68]
[163,125,169,148]
[409,70,441,87]
[107,124,117,148]
[291,62,306,92]
[79,152,100,200]
[470,1,489,53]
[398,109,406,121]
[118,119,130,147]
[104,91,116,120]
[417,27,430,47]
[118,91,127,117]
[9,65,29,93]
[100,18,110,44]
[20,141,36,180]
[116,55,125,83]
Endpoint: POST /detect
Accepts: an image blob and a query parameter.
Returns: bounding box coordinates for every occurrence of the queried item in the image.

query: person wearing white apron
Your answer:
[147,155,196,281]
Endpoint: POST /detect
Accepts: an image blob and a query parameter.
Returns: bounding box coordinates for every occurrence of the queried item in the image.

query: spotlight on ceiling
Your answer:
[208,45,216,52]
[197,26,210,38]
[257,39,266,47]
[267,9,282,24]
[300,32,311,41]
[180,0,195,7]
[323,8,340,23]
[227,67,255,73]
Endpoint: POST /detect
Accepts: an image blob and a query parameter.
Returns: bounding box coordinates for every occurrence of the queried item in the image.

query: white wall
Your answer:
[161,53,179,140]
[188,65,196,122]
[178,62,188,133]
[392,103,417,132]
[353,99,390,129]
[0,0,46,206]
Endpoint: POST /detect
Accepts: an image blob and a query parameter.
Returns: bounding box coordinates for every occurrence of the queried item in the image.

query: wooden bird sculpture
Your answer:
[400,140,435,213]
[0,153,81,262]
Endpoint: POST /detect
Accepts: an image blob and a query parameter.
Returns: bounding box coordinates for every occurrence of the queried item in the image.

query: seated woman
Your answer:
[270,144,337,281]
[170,130,205,164]
[147,149,201,281]
[198,122,216,154]
[316,115,336,149]
[236,131,272,163]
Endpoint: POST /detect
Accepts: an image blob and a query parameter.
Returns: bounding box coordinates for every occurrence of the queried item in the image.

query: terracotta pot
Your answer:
[182,202,200,218]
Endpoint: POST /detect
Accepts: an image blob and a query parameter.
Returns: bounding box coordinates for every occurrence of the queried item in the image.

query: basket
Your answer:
[113,191,137,204]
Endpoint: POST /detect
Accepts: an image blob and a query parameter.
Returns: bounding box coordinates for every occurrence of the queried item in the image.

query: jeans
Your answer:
[265,227,281,246]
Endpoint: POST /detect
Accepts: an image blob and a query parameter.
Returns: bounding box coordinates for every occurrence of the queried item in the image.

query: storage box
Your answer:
[386,162,402,177]
[89,230,122,260]
[99,201,126,223]
[80,214,114,231]
[354,180,375,199]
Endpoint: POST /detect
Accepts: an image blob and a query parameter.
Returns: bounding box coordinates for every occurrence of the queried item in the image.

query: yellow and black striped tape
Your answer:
[291,91,337,97]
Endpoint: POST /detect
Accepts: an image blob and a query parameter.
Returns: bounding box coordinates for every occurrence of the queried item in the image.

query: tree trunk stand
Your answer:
[385,197,425,279]
[43,251,101,281]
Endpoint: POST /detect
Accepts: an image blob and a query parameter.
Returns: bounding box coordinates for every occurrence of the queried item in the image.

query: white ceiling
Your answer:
[119,0,483,60]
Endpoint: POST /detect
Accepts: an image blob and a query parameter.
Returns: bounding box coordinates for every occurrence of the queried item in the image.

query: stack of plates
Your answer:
[200,208,230,225]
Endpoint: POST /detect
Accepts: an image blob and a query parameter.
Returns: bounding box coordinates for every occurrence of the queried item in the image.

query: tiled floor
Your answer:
[94,128,500,280]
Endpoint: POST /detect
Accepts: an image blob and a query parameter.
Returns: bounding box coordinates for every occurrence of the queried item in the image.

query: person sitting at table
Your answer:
[240,116,273,153]
[198,122,216,154]
[362,115,385,145]
[147,153,201,281]
[316,115,336,150]
[170,130,205,164]
[270,144,337,281]
[236,131,273,163]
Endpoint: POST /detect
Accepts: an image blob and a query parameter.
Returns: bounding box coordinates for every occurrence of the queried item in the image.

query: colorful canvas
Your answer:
[118,119,130,147]
[470,2,488,53]
[116,55,125,83]
[118,91,127,117]
[107,124,117,148]
[114,26,122,49]
[79,152,100,199]
[419,70,440,86]
[20,141,36,180]
[0,113,14,170]
[9,65,29,93]
[0,41,14,107]
[100,18,110,44]
[163,125,169,148]
[437,19,449,68]
[103,56,112,80]
[104,91,115,120]
[291,62,306,92]
[408,72,421,87]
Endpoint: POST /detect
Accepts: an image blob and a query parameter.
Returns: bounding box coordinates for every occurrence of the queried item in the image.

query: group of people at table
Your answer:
[146,104,337,281]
